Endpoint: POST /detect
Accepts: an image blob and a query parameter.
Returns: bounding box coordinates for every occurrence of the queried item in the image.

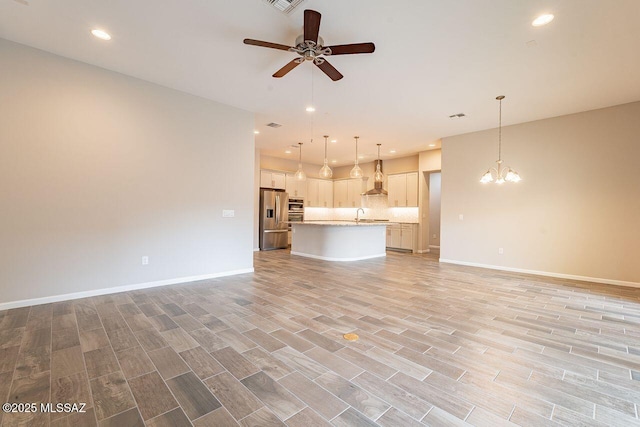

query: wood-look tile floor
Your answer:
[1,250,640,426]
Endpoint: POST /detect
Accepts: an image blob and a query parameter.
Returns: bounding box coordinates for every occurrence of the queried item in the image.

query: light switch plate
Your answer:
[222,210,235,218]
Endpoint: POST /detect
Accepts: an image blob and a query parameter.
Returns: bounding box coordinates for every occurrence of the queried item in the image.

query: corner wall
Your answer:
[0,39,255,308]
[441,101,640,285]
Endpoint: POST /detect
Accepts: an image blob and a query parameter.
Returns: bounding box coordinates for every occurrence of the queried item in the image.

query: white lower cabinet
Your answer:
[386,223,417,252]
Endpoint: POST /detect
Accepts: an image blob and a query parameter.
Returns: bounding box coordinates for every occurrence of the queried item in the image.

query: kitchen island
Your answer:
[290,221,392,261]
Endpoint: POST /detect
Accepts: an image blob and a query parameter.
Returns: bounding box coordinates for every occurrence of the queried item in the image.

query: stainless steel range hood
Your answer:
[363,160,388,196]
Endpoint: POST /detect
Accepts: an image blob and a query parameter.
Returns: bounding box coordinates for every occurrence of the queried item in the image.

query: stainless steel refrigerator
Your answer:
[259,189,289,250]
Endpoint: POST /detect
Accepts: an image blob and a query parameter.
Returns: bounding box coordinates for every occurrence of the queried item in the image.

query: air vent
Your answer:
[266,122,282,128]
[449,113,466,119]
[263,0,306,14]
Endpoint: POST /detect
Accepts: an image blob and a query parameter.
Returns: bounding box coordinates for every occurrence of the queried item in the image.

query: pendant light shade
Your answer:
[374,143,384,183]
[295,142,306,181]
[350,136,363,179]
[480,96,521,184]
[319,135,333,178]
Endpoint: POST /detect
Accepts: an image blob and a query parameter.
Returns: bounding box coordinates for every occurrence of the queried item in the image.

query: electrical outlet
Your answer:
[432,234,437,239]
[141,256,149,265]
[459,214,464,221]
[498,248,504,255]
[222,210,235,217]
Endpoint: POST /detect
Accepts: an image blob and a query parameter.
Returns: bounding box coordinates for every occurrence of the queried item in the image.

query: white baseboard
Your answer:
[438,259,640,288]
[429,245,440,249]
[416,249,431,254]
[0,268,255,311]
[290,251,386,262]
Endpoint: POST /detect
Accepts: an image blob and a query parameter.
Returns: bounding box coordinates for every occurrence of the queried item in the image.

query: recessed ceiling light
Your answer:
[429,144,436,147]
[305,106,315,112]
[358,155,364,159]
[389,150,396,154]
[331,160,337,163]
[532,14,554,27]
[91,29,111,40]
[285,150,292,154]
[254,130,260,135]
[331,139,337,143]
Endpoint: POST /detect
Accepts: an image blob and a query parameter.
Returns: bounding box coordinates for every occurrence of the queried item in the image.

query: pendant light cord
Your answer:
[324,136,328,160]
[310,67,315,144]
[355,136,359,164]
[498,97,502,162]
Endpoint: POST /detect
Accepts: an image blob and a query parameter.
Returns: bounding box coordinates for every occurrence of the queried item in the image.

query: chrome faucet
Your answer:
[355,208,365,223]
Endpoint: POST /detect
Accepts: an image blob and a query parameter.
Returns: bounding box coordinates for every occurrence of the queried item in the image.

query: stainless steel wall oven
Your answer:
[288,198,304,229]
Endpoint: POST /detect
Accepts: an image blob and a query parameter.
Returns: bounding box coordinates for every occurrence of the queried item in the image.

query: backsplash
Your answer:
[304,198,419,223]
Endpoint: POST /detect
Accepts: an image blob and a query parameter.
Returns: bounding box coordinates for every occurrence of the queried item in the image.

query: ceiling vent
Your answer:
[266,122,282,128]
[263,0,306,14]
[449,113,466,119]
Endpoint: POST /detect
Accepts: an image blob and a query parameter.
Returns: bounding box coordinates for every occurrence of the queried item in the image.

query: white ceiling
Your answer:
[2,0,639,166]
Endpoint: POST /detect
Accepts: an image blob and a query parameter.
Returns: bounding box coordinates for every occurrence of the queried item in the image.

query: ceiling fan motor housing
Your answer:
[243,10,375,81]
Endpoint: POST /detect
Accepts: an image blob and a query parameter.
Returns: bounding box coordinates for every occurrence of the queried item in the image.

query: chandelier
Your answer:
[480,96,521,184]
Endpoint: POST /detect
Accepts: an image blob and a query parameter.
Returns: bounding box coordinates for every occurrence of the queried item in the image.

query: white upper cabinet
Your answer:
[319,179,333,208]
[333,179,365,208]
[348,179,364,208]
[333,180,348,208]
[286,174,307,199]
[306,179,333,207]
[406,172,418,207]
[261,170,286,190]
[387,172,418,207]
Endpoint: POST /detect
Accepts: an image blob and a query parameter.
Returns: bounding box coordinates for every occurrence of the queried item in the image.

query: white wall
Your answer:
[441,102,640,285]
[0,39,255,308]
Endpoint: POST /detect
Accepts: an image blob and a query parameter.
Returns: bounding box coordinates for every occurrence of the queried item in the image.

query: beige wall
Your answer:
[441,102,640,285]
[418,149,441,252]
[428,172,441,248]
[0,39,255,307]
[260,154,321,175]
[419,147,442,172]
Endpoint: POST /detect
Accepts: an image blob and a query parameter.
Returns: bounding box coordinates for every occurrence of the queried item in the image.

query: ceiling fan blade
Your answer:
[326,42,376,55]
[316,59,343,81]
[243,38,293,51]
[273,59,302,78]
[304,10,321,44]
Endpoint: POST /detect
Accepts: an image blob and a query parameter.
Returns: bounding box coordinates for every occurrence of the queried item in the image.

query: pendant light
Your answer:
[294,142,306,181]
[319,135,333,178]
[374,143,384,183]
[480,96,521,184]
[350,136,363,178]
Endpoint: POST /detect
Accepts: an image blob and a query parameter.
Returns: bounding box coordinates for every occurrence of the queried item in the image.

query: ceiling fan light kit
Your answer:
[243,9,375,81]
[480,96,521,184]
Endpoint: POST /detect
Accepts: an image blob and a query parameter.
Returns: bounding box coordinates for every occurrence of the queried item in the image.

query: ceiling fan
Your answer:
[243,9,375,81]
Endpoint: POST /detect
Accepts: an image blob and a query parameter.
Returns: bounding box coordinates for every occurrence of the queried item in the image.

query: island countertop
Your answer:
[289,221,397,226]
